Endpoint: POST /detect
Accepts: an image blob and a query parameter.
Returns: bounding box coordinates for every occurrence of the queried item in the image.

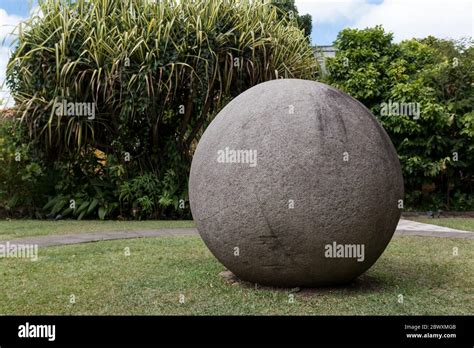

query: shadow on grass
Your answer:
[221,255,459,297]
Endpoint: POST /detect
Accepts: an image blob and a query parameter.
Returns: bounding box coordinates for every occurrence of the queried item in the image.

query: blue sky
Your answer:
[0,0,473,107]
[0,0,35,16]
[298,0,473,45]
[311,0,384,44]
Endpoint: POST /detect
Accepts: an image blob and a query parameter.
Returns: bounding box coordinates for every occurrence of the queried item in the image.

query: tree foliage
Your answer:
[270,0,312,39]
[326,26,474,210]
[4,0,318,219]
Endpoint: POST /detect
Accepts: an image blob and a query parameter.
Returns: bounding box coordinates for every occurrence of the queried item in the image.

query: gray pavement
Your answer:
[0,228,198,249]
[396,219,474,239]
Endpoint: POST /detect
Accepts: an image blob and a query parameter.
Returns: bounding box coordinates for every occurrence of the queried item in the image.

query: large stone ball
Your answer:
[189,79,404,287]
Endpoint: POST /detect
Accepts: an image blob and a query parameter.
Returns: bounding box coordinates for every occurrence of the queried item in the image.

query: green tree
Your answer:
[326,27,474,210]
[270,0,312,38]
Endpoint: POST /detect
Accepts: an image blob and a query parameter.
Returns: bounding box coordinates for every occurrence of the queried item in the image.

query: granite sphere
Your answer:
[189,79,404,287]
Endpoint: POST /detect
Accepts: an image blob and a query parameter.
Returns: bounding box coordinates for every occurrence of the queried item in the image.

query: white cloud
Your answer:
[296,0,473,42]
[0,8,24,43]
[0,45,14,109]
[0,8,27,109]
[353,0,473,42]
[296,0,374,24]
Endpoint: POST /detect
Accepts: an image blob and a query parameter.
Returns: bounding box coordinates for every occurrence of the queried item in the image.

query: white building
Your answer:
[313,45,336,76]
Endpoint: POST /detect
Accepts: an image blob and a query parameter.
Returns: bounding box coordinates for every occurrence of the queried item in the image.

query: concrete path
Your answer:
[0,228,198,249]
[396,219,473,239]
[0,219,472,249]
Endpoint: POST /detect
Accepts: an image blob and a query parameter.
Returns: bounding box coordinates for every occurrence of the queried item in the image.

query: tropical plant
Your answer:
[7,0,317,157]
[0,118,50,217]
[4,0,319,218]
[42,149,122,220]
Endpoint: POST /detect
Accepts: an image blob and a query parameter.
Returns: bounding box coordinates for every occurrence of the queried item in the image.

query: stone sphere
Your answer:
[189,79,404,287]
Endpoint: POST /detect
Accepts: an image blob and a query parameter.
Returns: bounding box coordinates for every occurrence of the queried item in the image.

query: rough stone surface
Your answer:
[189,79,404,287]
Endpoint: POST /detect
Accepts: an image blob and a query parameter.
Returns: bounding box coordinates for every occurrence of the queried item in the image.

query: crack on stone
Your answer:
[252,190,297,267]
[323,87,349,142]
[199,205,231,222]
[314,100,326,137]
[261,264,284,269]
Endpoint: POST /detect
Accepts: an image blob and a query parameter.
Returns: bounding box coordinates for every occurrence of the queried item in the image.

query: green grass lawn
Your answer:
[404,217,474,232]
[0,235,472,315]
[0,220,195,240]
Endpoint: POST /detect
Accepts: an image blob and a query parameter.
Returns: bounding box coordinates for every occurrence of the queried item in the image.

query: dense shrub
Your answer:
[326,27,474,210]
[0,117,51,217]
[4,0,318,219]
